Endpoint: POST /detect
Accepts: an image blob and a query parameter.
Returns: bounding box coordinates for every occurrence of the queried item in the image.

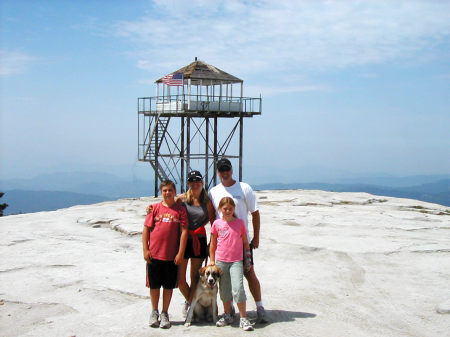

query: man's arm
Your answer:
[242,232,252,272]
[250,210,260,249]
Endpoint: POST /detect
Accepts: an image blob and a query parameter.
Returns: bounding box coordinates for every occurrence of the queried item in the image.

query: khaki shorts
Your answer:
[216,260,247,304]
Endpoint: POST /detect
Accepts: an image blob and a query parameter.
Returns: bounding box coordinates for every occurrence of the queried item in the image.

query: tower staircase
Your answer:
[143,114,171,181]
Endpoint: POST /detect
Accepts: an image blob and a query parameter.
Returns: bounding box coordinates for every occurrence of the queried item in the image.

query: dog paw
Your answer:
[184,322,191,327]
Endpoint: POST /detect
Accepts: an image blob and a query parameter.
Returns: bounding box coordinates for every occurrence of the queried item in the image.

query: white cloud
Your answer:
[114,0,450,77]
[0,50,33,76]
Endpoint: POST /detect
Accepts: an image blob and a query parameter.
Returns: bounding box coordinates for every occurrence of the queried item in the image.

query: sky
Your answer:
[1,0,449,182]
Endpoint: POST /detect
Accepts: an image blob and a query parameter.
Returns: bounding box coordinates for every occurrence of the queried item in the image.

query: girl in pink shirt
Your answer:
[210,197,254,331]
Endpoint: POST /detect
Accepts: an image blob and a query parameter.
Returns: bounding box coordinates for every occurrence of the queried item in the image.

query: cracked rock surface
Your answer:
[1,191,449,336]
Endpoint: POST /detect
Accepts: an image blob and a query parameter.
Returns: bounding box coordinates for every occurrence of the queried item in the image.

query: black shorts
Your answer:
[184,235,208,259]
[146,259,178,289]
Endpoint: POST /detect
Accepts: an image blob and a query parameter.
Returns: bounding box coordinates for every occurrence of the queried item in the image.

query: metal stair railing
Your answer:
[149,160,170,182]
[143,113,171,181]
[143,114,169,160]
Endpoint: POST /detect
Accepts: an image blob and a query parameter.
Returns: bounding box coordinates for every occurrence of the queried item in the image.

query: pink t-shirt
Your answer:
[211,218,246,263]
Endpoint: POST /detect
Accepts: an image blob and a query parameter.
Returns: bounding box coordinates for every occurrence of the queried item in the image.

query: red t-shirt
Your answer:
[144,202,188,261]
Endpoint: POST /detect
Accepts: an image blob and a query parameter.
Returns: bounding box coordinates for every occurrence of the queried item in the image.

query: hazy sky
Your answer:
[1,0,449,180]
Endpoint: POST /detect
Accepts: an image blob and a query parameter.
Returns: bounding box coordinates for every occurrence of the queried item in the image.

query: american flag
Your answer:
[162,72,184,86]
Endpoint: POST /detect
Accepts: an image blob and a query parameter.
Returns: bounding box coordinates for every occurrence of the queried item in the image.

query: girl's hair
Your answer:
[185,185,210,205]
[218,197,237,219]
[218,196,235,209]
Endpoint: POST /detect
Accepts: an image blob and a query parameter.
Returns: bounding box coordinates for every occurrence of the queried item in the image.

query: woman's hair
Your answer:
[218,196,235,209]
[185,185,210,205]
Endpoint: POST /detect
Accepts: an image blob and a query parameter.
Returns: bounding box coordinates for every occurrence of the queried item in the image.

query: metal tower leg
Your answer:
[181,117,185,193]
[205,117,209,190]
[213,117,218,186]
[239,117,243,182]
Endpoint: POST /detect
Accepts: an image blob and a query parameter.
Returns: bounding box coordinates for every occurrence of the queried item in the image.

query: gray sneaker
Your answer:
[256,306,268,323]
[159,311,171,329]
[216,313,234,327]
[240,317,254,331]
[149,310,159,328]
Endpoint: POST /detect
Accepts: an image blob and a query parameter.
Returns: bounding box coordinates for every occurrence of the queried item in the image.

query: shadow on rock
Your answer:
[248,309,316,326]
[171,309,316,328]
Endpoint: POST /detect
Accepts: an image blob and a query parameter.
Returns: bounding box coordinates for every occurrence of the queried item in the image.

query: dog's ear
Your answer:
[199,266,206,276]
[216,266,223,276]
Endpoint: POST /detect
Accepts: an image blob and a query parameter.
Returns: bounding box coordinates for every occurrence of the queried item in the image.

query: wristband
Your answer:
[244,249,252,269]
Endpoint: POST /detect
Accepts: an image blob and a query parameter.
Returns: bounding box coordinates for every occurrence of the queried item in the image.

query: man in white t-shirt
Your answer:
[208,158,267,324]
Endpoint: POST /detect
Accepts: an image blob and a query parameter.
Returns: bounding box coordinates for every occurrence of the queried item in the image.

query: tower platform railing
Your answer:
[138,94,261,117]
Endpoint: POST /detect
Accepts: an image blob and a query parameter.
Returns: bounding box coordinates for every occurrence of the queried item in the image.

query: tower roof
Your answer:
[156,60,242,85]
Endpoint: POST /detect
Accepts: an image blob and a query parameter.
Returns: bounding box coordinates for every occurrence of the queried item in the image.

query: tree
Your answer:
[0,192,8,216]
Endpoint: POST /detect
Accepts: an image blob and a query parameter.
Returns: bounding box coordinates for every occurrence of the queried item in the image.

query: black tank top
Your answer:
[183,202,208,231]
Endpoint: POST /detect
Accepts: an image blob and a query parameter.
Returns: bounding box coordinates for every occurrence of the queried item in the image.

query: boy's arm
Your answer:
[175,193,186,204]
[175,225,188,265]
[142,226,152,263]
[146,204,152,214]
[142,207,156,262]
[209,233,218,265]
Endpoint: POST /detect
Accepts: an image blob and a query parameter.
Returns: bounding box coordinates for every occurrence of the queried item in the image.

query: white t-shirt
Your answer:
[208,181,258,238]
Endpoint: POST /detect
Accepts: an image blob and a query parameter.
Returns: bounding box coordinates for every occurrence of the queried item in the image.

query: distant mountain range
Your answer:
[0,171,154,215]
[1,171,449,215]
[2,190,114,214]
[0,171,154,198]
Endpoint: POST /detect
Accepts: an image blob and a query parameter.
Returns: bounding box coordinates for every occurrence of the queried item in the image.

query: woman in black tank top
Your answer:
[177,170,215,317]
[147,170,215,317]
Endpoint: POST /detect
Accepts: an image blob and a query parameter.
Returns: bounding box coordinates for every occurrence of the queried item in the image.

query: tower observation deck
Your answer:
[138,59,261,196]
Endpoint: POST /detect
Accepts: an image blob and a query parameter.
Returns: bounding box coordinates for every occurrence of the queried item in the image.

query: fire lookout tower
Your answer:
[138,59,261,196]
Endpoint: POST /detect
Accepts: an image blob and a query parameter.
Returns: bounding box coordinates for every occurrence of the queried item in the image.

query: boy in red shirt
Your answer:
[142,180,189,329]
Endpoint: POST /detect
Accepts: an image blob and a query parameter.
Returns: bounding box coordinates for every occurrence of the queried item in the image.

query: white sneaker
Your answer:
[159,311,171,329]
[149,310,159,328]
[240,317,254,331]
[216,313,233,327]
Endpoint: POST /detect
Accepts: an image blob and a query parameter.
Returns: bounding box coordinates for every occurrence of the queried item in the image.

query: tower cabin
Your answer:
[138,59,261,195]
